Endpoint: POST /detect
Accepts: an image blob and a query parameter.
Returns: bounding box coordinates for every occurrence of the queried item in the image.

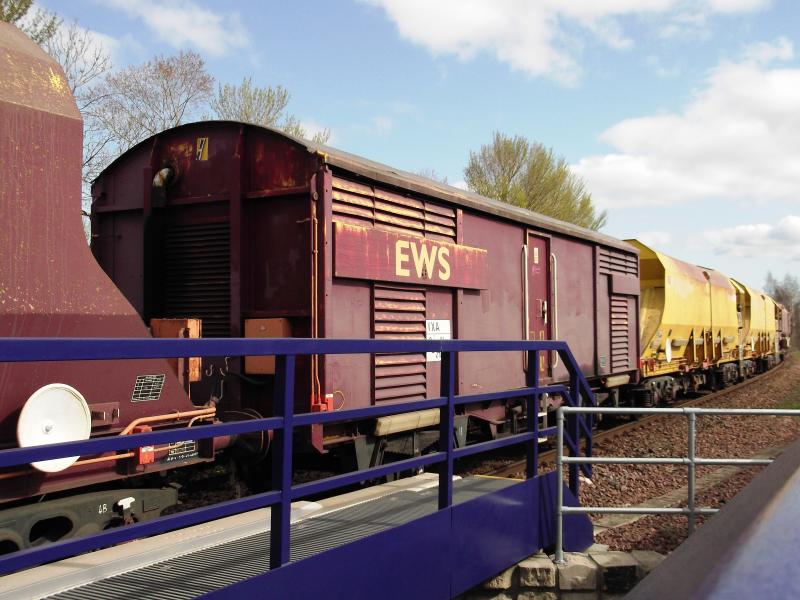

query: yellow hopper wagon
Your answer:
[731,281,782,376]
[626,240,740,406]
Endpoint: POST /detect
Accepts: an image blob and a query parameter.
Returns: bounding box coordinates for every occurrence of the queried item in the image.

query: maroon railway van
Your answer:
[91,121,639,466]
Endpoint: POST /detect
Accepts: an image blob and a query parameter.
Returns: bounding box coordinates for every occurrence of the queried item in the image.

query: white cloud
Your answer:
[104,0,250,57]
[705,0,771,13]
[300,119,334,144]
[573,39,800,210]
[362,0,770,82]
[704,215,800,259]
[646,55,682,78]
[638,231,673,247]
[370,116,393,135]
[742,37,794,64]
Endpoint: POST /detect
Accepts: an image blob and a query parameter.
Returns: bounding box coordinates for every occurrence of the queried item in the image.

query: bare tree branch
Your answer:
[94,51,214,151]
[209,77,330,144]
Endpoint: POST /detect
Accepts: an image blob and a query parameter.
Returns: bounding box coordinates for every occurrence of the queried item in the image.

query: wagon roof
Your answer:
[99,120,637,254]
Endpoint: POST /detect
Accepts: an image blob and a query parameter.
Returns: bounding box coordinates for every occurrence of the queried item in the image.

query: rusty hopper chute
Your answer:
[0,23,208,502]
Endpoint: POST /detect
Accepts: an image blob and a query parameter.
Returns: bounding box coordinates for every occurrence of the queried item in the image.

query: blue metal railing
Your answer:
[0,337,594,576]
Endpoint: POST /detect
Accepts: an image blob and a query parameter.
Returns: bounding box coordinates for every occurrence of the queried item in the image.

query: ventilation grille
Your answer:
[163,222,230,337]
[373,286,427,402]
[610,294,630,371]
[332,177,456,242]
[599,248,638,276]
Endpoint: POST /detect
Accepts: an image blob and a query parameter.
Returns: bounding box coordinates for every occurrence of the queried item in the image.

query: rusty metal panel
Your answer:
[458,213,525,400]
[0,24,198,502]
[598,247,639,277]
[549,237,598,381]
[595,270,611,376]
[334,223,487,289]
[332,176,457,242]
[610,296,631,371]
[423,288,452,398]
[324,280,372,412]
[610,273,640,296]
[246,195,311,317]
[244,318,291,374]
[150,318,202,382]
[373,286,427,402]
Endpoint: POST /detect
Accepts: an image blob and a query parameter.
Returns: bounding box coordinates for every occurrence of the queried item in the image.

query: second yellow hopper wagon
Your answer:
[730,280,780,375]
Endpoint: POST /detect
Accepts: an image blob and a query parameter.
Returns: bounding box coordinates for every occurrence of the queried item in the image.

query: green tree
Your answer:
[464,131,607,231]
[0,0,59,44]
[209,77,330,144]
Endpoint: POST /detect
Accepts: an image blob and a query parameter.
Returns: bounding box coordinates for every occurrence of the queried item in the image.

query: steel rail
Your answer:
[484,360,786,478]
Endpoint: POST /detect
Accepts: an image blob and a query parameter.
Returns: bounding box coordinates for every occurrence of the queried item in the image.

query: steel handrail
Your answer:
[554,405,800,563]
[0,337,595,576]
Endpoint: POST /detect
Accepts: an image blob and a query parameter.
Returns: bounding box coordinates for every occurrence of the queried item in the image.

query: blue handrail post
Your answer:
[568,369,580,498]
[270,354,295,569]
[438,350,455,509]
[525,350,539,479]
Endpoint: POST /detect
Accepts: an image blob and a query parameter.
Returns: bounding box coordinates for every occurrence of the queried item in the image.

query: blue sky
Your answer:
[42,0,800,289]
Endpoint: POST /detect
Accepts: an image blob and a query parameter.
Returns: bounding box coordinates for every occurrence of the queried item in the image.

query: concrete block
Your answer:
[589,551,639,594]
[557,553,598,591]
[560,592,600,600]
[517,591,558,600]
[482,565,517,590]
[629,549,665,576]
[518,555,556,588]
[586,543,610,552]
[463,593,514,600]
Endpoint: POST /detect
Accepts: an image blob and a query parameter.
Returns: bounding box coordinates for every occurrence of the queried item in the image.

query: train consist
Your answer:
[629,240,790,406]
[0,23,789,552]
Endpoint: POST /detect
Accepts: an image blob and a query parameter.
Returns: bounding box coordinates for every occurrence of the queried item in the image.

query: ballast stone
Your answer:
[556,553,598,590]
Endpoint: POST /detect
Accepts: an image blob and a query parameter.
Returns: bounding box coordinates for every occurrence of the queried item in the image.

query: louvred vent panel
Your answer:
[373,285,427,402]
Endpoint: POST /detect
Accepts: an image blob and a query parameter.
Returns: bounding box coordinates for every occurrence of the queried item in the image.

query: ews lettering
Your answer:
[395,240,451,281]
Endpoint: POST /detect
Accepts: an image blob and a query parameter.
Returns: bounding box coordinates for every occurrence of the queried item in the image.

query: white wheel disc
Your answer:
[17,384,91,473]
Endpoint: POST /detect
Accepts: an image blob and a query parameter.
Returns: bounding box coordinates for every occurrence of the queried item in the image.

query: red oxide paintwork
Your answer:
[0,24,201,502]
[91,120,641,450]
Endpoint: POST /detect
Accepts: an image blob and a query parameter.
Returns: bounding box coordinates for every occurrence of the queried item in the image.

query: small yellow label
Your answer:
[533,247,539,264]
[196,137,209,161]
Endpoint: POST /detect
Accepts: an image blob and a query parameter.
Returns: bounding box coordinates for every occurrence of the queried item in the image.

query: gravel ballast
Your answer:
[586,354,800,553]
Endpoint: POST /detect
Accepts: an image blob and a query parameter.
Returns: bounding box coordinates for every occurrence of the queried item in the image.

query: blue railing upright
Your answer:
[0,337,595,577]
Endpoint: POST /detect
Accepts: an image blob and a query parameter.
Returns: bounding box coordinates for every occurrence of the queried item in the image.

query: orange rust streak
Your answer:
[73,452,135,466]
[120,408,216,435]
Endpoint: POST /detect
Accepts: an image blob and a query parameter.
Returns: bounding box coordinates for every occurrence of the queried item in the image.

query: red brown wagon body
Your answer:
[91,121,640,463]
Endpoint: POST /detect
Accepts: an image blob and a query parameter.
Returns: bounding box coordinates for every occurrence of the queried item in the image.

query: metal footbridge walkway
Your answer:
[0,338,595,599]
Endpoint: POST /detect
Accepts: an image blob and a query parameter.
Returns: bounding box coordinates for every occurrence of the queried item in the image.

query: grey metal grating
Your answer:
[48,477,512,600]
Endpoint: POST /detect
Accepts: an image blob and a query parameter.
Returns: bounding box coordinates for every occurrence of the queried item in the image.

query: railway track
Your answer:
[485,362,786,478]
